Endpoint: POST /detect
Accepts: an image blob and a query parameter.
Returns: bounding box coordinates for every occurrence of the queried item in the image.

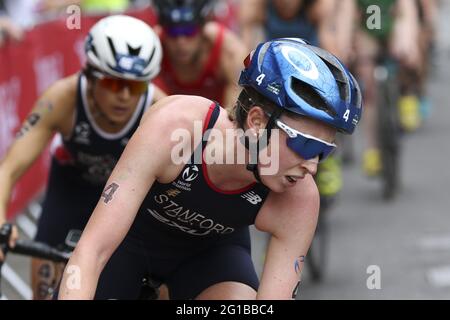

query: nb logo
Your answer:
[241,191,262,205]
[182,165,199,182]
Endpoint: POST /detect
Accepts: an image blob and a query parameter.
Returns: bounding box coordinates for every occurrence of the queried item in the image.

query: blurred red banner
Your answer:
[0,8,156,219]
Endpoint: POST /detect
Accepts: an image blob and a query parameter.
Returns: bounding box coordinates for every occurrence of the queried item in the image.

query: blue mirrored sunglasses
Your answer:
[164,25,200,38]
[275,120,337,162]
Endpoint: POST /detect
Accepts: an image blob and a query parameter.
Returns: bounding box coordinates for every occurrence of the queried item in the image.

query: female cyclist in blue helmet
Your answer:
[59,38,362,300]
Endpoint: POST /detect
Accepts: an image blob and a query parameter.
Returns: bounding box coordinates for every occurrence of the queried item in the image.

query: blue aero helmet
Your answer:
[239,38,362,135]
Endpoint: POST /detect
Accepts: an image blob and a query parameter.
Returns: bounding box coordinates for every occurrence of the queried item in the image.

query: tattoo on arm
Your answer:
[16,113,41,138]
[36,100,54,112]
[15,100,54,139]
[294,255,305,275]
[292,255,305,299]
[101,183,120,204]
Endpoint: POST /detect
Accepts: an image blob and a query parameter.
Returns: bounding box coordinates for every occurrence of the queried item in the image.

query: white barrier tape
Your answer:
[28,202,42,221]
[1,263,33,300]
[16,214,37,240]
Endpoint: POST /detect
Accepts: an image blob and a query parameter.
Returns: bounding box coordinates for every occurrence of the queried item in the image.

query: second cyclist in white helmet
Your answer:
[0,15,165,299]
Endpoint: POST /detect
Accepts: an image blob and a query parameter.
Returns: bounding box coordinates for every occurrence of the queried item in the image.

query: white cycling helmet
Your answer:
[85,15,162,81]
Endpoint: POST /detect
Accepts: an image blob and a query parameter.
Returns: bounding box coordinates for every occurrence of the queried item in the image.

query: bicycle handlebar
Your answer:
[1,223,74,263]
[0,224,71,298]
[10,240,71,263]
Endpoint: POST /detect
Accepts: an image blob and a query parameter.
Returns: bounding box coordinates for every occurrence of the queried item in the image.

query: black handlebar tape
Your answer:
[11,240,71,263]
[0,223,13,256]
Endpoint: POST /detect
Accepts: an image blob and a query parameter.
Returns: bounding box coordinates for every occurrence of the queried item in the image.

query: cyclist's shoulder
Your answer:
[29,73,78,128]
[141,95,216,131]
[38,73,78,112]
[44,73,78,98]
[203,21,240,47]
[203,22,246,73]
[203,21,222,43]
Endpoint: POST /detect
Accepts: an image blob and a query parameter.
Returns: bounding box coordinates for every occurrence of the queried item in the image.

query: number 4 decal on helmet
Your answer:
[256,74,266,86]
[343,109,350,122]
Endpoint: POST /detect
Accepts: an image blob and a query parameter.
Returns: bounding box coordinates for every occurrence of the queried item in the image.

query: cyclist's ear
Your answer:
[246,106,268,133]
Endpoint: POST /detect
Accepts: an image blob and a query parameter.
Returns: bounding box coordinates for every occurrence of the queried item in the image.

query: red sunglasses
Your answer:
[91,70,148,96]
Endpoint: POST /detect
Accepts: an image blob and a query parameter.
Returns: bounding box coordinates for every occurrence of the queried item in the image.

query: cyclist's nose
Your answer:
[117,85,131,100]
[300,157,319,176]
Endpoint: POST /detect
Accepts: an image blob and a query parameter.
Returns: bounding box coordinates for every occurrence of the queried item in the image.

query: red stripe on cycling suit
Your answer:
[202,102,217,133]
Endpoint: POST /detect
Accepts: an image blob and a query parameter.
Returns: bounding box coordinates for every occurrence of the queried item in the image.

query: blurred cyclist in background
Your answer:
[355,0,421,177]
[0,15,164,299]
[239,0,356,64]
[151,0,248,109]
[415,0,438,121]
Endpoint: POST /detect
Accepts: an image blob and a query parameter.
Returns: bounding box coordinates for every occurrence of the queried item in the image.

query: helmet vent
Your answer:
[107,36,118,58]
[90,44,98,58]
[348,72,362,109]
[257,42,271,72]
[127,44,142,56]
[291,77,336,117]
[321,58,349,104]
[147,45,156,65]
[85,34,98,58]
[306,45,350,103]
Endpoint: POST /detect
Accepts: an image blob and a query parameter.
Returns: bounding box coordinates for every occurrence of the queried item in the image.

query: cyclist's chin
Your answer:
[261,176,290,193]
[176,52,195,65]
[104,110,132,126]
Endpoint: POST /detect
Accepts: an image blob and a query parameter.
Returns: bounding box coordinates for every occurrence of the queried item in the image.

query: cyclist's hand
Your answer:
[0,223,19,262]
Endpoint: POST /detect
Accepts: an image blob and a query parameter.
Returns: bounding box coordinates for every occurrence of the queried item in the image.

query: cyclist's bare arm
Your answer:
[390,0,420,68]
[309,0,341,58]
[422,0,438,25]
[238,0,266,51]
[330,0,357,63]
[203,22,248,109]
[0,75,77,258]
[58,95,212,299]
[255,175,320,299]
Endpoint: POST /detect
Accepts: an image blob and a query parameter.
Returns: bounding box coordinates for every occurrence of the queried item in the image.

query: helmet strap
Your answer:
[241,109,282,184]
